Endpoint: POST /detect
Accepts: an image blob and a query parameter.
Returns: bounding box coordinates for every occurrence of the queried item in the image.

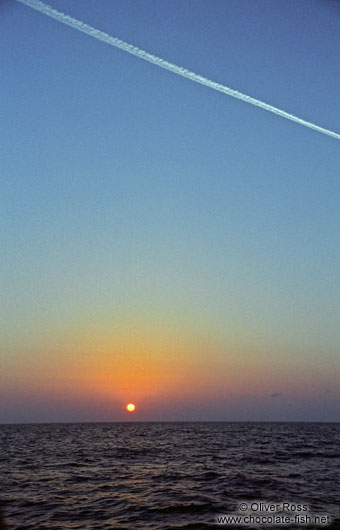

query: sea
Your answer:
[1,422,339,530]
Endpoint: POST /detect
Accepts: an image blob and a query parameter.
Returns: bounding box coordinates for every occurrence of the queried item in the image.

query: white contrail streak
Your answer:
[16,0,340,141]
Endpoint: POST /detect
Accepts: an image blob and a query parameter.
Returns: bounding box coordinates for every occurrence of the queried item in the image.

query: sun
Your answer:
[126,403,136,412]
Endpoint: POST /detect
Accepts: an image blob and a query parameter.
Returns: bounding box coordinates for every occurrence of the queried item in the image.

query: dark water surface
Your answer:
[1,422,339,529]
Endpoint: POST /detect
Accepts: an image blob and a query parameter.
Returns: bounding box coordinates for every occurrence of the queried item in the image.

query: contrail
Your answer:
[16,0,340,141]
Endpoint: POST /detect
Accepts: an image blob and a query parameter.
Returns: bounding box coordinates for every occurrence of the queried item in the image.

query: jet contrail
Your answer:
[16,0,340,141]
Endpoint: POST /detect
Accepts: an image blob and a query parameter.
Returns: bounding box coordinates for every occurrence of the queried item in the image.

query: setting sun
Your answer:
[126,403,136,412]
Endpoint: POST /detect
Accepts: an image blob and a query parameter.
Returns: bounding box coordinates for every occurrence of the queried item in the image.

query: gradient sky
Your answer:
[1,0,339,422]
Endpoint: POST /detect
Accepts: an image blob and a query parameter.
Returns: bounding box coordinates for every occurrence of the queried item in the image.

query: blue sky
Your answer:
[1,0,339,422]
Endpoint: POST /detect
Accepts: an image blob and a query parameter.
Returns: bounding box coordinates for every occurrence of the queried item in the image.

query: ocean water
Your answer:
[1,422,339,529]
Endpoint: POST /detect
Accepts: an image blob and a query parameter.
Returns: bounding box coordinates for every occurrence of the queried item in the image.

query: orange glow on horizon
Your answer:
[7,325,312,408]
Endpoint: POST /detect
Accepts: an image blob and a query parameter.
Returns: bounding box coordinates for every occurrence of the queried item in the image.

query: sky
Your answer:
[1,0,339,422]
